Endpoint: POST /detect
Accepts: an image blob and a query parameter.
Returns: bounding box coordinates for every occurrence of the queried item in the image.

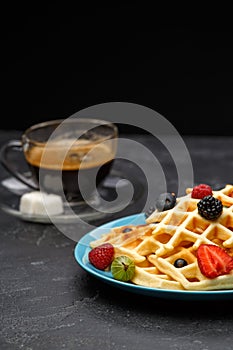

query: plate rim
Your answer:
[74,213,233,300]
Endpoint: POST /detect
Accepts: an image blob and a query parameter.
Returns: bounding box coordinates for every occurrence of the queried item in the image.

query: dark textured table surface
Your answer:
[1,131,233,350]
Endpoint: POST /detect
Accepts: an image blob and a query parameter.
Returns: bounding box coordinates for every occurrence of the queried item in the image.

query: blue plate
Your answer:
[74,213,233,300]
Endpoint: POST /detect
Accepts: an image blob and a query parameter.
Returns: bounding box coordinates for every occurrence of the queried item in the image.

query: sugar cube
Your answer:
[19,191,64,216]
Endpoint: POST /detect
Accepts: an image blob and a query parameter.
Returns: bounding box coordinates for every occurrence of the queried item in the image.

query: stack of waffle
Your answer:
[90,184,233,290]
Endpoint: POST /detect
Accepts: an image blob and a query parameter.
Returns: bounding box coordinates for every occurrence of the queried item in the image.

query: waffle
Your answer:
[89,184,233,291]
[90,224,155,264]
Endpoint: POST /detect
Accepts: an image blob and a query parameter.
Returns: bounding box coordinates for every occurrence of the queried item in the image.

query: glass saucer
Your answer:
[0,162,145,224]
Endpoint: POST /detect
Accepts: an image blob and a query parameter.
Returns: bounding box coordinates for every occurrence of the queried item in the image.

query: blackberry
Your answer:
[155,192,177,211]
[197,195,223,220]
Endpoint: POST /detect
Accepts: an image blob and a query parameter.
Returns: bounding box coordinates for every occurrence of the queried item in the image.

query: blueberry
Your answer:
[174,258,188,268]
[122,227,132,233]
[155,192,176,211]
[145,206,156,218]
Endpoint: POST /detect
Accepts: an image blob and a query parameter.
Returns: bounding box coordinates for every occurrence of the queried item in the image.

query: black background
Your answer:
[1,6,233,135]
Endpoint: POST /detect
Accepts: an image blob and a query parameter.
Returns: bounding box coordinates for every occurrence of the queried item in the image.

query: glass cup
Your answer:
[0,118,118,203]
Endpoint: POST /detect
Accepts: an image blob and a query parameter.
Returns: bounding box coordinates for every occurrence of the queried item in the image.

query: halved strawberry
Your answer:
[197,244,233,279]
[88,243,114,270]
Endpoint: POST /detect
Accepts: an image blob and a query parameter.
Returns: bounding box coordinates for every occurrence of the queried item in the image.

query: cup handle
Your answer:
[0,140,39,190]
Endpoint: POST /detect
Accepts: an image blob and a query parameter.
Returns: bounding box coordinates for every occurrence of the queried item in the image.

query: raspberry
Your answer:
[191,184,213,199]
[197,195,223,220]
[88,243,114,270]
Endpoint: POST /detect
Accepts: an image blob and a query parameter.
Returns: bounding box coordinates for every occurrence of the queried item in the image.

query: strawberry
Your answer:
[191,184,213,199]
[88,243,114,270]
[197,244,233,279]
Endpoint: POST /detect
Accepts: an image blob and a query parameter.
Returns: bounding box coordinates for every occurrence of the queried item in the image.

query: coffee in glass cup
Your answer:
[0,118,118,203]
